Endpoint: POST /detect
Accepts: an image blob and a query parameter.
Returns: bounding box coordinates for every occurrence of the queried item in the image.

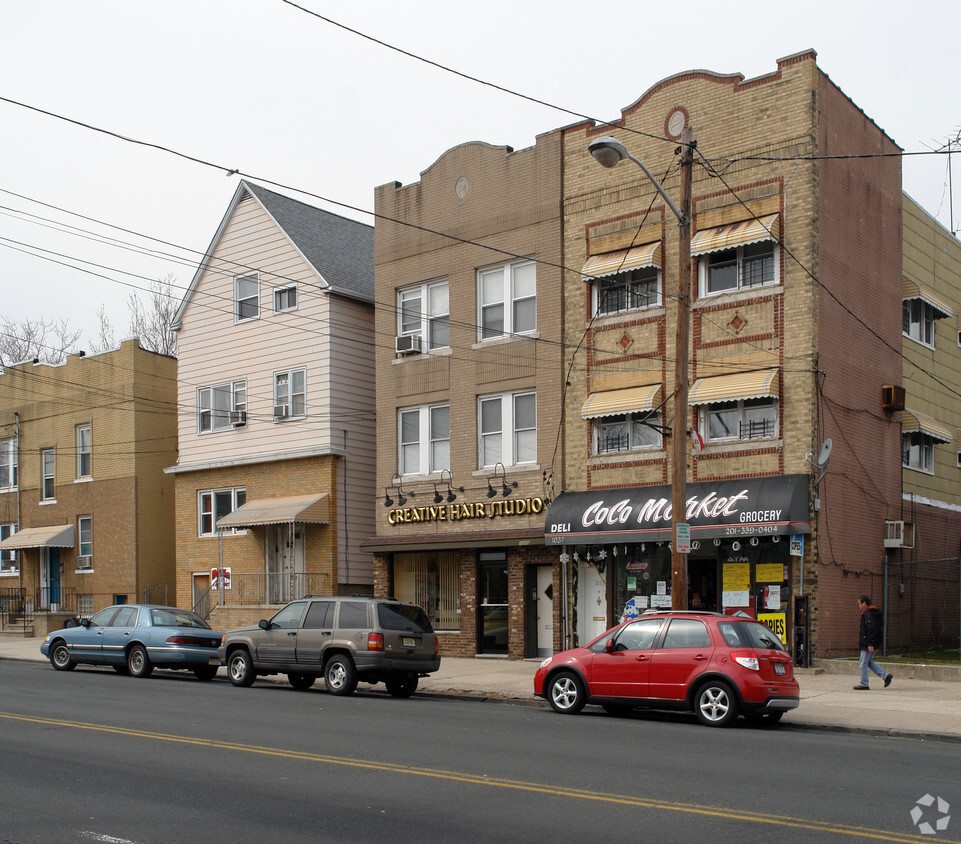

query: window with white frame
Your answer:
[398,404,450,476]
[76,424,91,478]
[274,369,306,418]
[594,266,660,316]
[78,516,92,565]
[903,432,935,473]
[478,260,536,340]
[199,487,247,536]
[198,380,247,432]
[0,523,17,572]
[235,273,259,321]
[699,241,777,296]
[700,398,777,444]
[0,438,17,490]
[478,391,536,467]
[593,411,662,455]
[41,449,55,500]
[274,285,298,312]
[902,298,937,347]
[398,280,449,350]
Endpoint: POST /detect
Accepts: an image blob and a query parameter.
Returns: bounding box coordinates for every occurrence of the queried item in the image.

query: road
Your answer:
[1,660,958,843]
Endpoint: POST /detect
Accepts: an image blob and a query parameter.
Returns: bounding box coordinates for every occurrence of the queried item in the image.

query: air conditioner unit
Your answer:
[76,555,92,569]
[883,520,915,549]
[395,334,422,356]
[273,404,289,419]
[881,384,906,411]
[229,410,247,427]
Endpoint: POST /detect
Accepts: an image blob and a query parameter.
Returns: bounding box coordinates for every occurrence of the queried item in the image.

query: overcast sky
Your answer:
[1,0,958,348]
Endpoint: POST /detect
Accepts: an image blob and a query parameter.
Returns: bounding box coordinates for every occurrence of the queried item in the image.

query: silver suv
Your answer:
[218,596,440,697]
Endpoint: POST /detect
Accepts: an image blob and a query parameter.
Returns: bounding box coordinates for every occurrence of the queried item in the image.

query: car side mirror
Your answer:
[604,638,616,653]
[80,618,91,628]
[258,619,269,630]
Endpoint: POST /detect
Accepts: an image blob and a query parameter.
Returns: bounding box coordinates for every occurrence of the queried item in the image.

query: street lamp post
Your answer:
[589,129,695,610]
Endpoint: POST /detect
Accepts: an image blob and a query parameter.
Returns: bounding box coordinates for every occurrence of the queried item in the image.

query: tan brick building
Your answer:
[0,339,177,632]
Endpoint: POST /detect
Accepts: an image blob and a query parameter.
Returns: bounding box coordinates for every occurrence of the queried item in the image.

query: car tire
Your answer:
[227,649,256,687]
[287,673,315,691]
[127,645,154,678]
[745,710,784,726]
[694,680,738,727]
[385,673,418,698]
[193,666,218,682]
[601,702,633,717]
[547,671,586,715]
[324,654,358,696]
[49,640,75,671]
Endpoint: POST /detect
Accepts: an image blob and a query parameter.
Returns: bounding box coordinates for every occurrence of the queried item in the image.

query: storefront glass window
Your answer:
[393,552,460,632]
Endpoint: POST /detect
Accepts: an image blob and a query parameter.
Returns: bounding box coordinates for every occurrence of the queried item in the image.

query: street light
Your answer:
[589,130,694,610]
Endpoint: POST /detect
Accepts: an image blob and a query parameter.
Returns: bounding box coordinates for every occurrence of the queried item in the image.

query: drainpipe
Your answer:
[14,411,21,593]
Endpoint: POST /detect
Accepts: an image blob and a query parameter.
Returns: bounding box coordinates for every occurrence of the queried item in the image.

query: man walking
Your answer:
[854,594,892,690]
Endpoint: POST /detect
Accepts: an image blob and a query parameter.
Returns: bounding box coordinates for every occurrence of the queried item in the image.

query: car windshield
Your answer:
[718,620,786,651]
[377,603,434,634]
[150,608,211,629]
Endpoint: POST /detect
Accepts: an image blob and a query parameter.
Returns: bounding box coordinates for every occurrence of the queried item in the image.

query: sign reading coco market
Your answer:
[388,497,545,526]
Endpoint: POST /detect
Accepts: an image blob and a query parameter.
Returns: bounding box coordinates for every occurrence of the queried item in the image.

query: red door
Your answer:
[589,617,664,698]
[648,618,714,701]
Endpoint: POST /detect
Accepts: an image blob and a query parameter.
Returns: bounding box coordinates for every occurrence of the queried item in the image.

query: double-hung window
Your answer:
[199,487,247,536]
[41,449,55,500]
[699,241,777,296]
[198,380,247,432]
[76,424,92,479]
[0,438,17,490]
[902,299,937,347]
[595,266,660,316]
[398,280,449,351]
[399,404,450,476]
[478,260,536,340]
[78,516,93,565]
[274,368,306,419]
[478,391,536,467]
[902,432,935,473]
[235,273,259,321]
[0,523,17,572]
[700,398,777,444]
[594,411,662,454]
[274,285,297,313]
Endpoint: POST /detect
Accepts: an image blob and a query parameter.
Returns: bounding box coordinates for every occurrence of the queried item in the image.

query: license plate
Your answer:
[402,637,416,648]
[774,662,786,675]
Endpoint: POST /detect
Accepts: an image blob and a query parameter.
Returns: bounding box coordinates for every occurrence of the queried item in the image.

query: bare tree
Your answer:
[88,305,118,355]
[127,274,178,357]
[0,315,81,368]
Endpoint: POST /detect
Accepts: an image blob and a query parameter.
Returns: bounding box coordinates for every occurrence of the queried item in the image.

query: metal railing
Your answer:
[211,572,335,607]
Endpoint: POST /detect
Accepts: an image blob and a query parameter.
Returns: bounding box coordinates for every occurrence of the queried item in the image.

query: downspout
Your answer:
[342,429,349,586]
[14,410,21,593]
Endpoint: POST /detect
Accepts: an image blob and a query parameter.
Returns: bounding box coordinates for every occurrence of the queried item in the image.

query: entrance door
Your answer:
[42,548,62,610]
[193,573,211,618]
[576,561,607,646]
[266,524,305,603]
[688,555,719,612]
[534,566,554,657]
[478,553,508,655]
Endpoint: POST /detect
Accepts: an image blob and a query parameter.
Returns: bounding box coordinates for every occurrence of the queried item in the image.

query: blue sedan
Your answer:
[41,604,223,680]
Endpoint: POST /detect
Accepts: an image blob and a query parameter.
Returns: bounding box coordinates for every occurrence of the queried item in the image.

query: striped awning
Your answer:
[0,524,74,550]
[690,214,780,256]
[688,369,780,406]
[902,277,952,319]
[902,408,952,443]
[582,383,663,419]
[583,241,662,279]
[216,493,330,528]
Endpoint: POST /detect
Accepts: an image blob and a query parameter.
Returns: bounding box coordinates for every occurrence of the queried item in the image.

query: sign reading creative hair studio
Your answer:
[545,475,810,545]
[388,497,545,526]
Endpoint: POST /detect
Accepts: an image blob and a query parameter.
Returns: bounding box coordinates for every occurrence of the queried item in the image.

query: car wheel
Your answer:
[127,645,154,678]
[601,702,633,717]
[324,654,358,696]
[287,673,315,691]
[745,710,784,726]
[227,649,256,687]
[385,674,418,698]
[194,666,218,682]
[695,680,738,727]
[113,665,130,675]
[49,641,75,671]
[547,671,586,714]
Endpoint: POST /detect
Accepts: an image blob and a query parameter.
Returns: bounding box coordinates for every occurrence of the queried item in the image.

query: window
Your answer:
[78,594,93,618]
[903,299,936,347]
[399,404,449,476]
[274,369,306,418]
[903,432,935,473]
[41,449,55,500]
[0,523,17,572]
[663,618,711,648]
[0,438,17,490]
[338,601,369,629]
[701,398,777,443]
[478,260,536,340]
[593,411,662,454]
[274,285,298,312]
[398,280,450,350]
[479,391,536,467]
[700,241,777,296]
[594,266,660,316]
[235,273,259,321]
[76,424,91,478]
[199,487,247,536]
[198,380,247,432]
[393,552,461,631]
[78,516,92,564]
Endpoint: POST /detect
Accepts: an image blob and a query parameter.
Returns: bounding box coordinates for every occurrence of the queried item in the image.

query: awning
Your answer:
[688,369,780,406]
[902,277,952,319]
[582,383,663,419]
[582,241,662,279]
[216,493,330,529]
[0,524,74,550]
[902,408,952,443]
[690,214,780,256]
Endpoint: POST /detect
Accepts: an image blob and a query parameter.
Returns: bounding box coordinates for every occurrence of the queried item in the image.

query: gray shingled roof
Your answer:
[245,181,374,302]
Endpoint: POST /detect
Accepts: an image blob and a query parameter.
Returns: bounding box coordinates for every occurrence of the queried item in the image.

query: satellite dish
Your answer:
[816,438,833,467]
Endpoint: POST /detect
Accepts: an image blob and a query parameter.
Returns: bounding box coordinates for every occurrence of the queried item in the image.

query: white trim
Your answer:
[164,445,347,475]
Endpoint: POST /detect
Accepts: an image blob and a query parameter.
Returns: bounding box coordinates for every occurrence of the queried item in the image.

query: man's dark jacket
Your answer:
[859,604,883,649]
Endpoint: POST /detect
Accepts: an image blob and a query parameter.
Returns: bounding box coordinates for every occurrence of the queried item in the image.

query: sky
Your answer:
[1,0,958,349]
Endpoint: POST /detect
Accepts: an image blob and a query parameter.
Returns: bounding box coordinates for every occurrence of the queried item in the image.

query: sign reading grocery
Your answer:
[388,497,545,526]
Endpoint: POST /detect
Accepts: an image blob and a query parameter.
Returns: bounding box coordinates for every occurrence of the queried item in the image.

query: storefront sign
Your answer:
[388,497,545,527]
[758,612,787,643]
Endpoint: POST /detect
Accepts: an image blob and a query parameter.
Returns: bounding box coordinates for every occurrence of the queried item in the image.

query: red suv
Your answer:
[533,611,799,727]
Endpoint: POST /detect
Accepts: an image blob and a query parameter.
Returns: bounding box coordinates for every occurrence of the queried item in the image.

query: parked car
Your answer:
[40,604,223,680]
[218,596,440,696]
[533,610,799,726]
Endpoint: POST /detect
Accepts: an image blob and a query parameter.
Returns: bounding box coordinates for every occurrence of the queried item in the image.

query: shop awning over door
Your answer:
[690,214,780,256]
[0,524,75,550]
[216,493,330,529]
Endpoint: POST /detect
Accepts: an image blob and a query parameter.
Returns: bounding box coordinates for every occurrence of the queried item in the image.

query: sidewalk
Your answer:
[3,636,959,740]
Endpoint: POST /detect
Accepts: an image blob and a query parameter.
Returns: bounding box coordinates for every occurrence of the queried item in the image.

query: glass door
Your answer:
[478,551,508,655]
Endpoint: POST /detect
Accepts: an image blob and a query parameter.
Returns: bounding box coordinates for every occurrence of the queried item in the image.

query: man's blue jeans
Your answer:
[859,648,887,686]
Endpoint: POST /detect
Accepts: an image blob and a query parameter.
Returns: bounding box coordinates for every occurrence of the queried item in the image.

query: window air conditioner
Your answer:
[273,404,289,419]
[395,334,422,355]
[881,385,905,411]
[77,555,92,569]
[229,410,247,427]
[883,520,915,549]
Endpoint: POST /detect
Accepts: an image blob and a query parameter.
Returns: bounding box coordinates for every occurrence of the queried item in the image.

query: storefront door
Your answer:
[478,552,508,655]
[535,565,553,657]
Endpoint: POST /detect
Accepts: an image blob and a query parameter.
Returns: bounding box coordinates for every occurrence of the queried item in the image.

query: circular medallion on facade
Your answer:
[666,107,688,139]
[455,177,469,199]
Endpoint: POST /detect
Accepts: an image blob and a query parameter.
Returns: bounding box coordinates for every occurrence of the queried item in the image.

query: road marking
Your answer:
[1,711,952,843]
[80,833,143,844]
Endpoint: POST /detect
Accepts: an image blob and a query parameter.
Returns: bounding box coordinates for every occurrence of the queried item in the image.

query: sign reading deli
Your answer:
[389,497,545,526]
[545,475,810,545]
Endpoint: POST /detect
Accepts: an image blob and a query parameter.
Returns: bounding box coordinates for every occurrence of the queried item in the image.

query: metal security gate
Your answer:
[883,556,961,658]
